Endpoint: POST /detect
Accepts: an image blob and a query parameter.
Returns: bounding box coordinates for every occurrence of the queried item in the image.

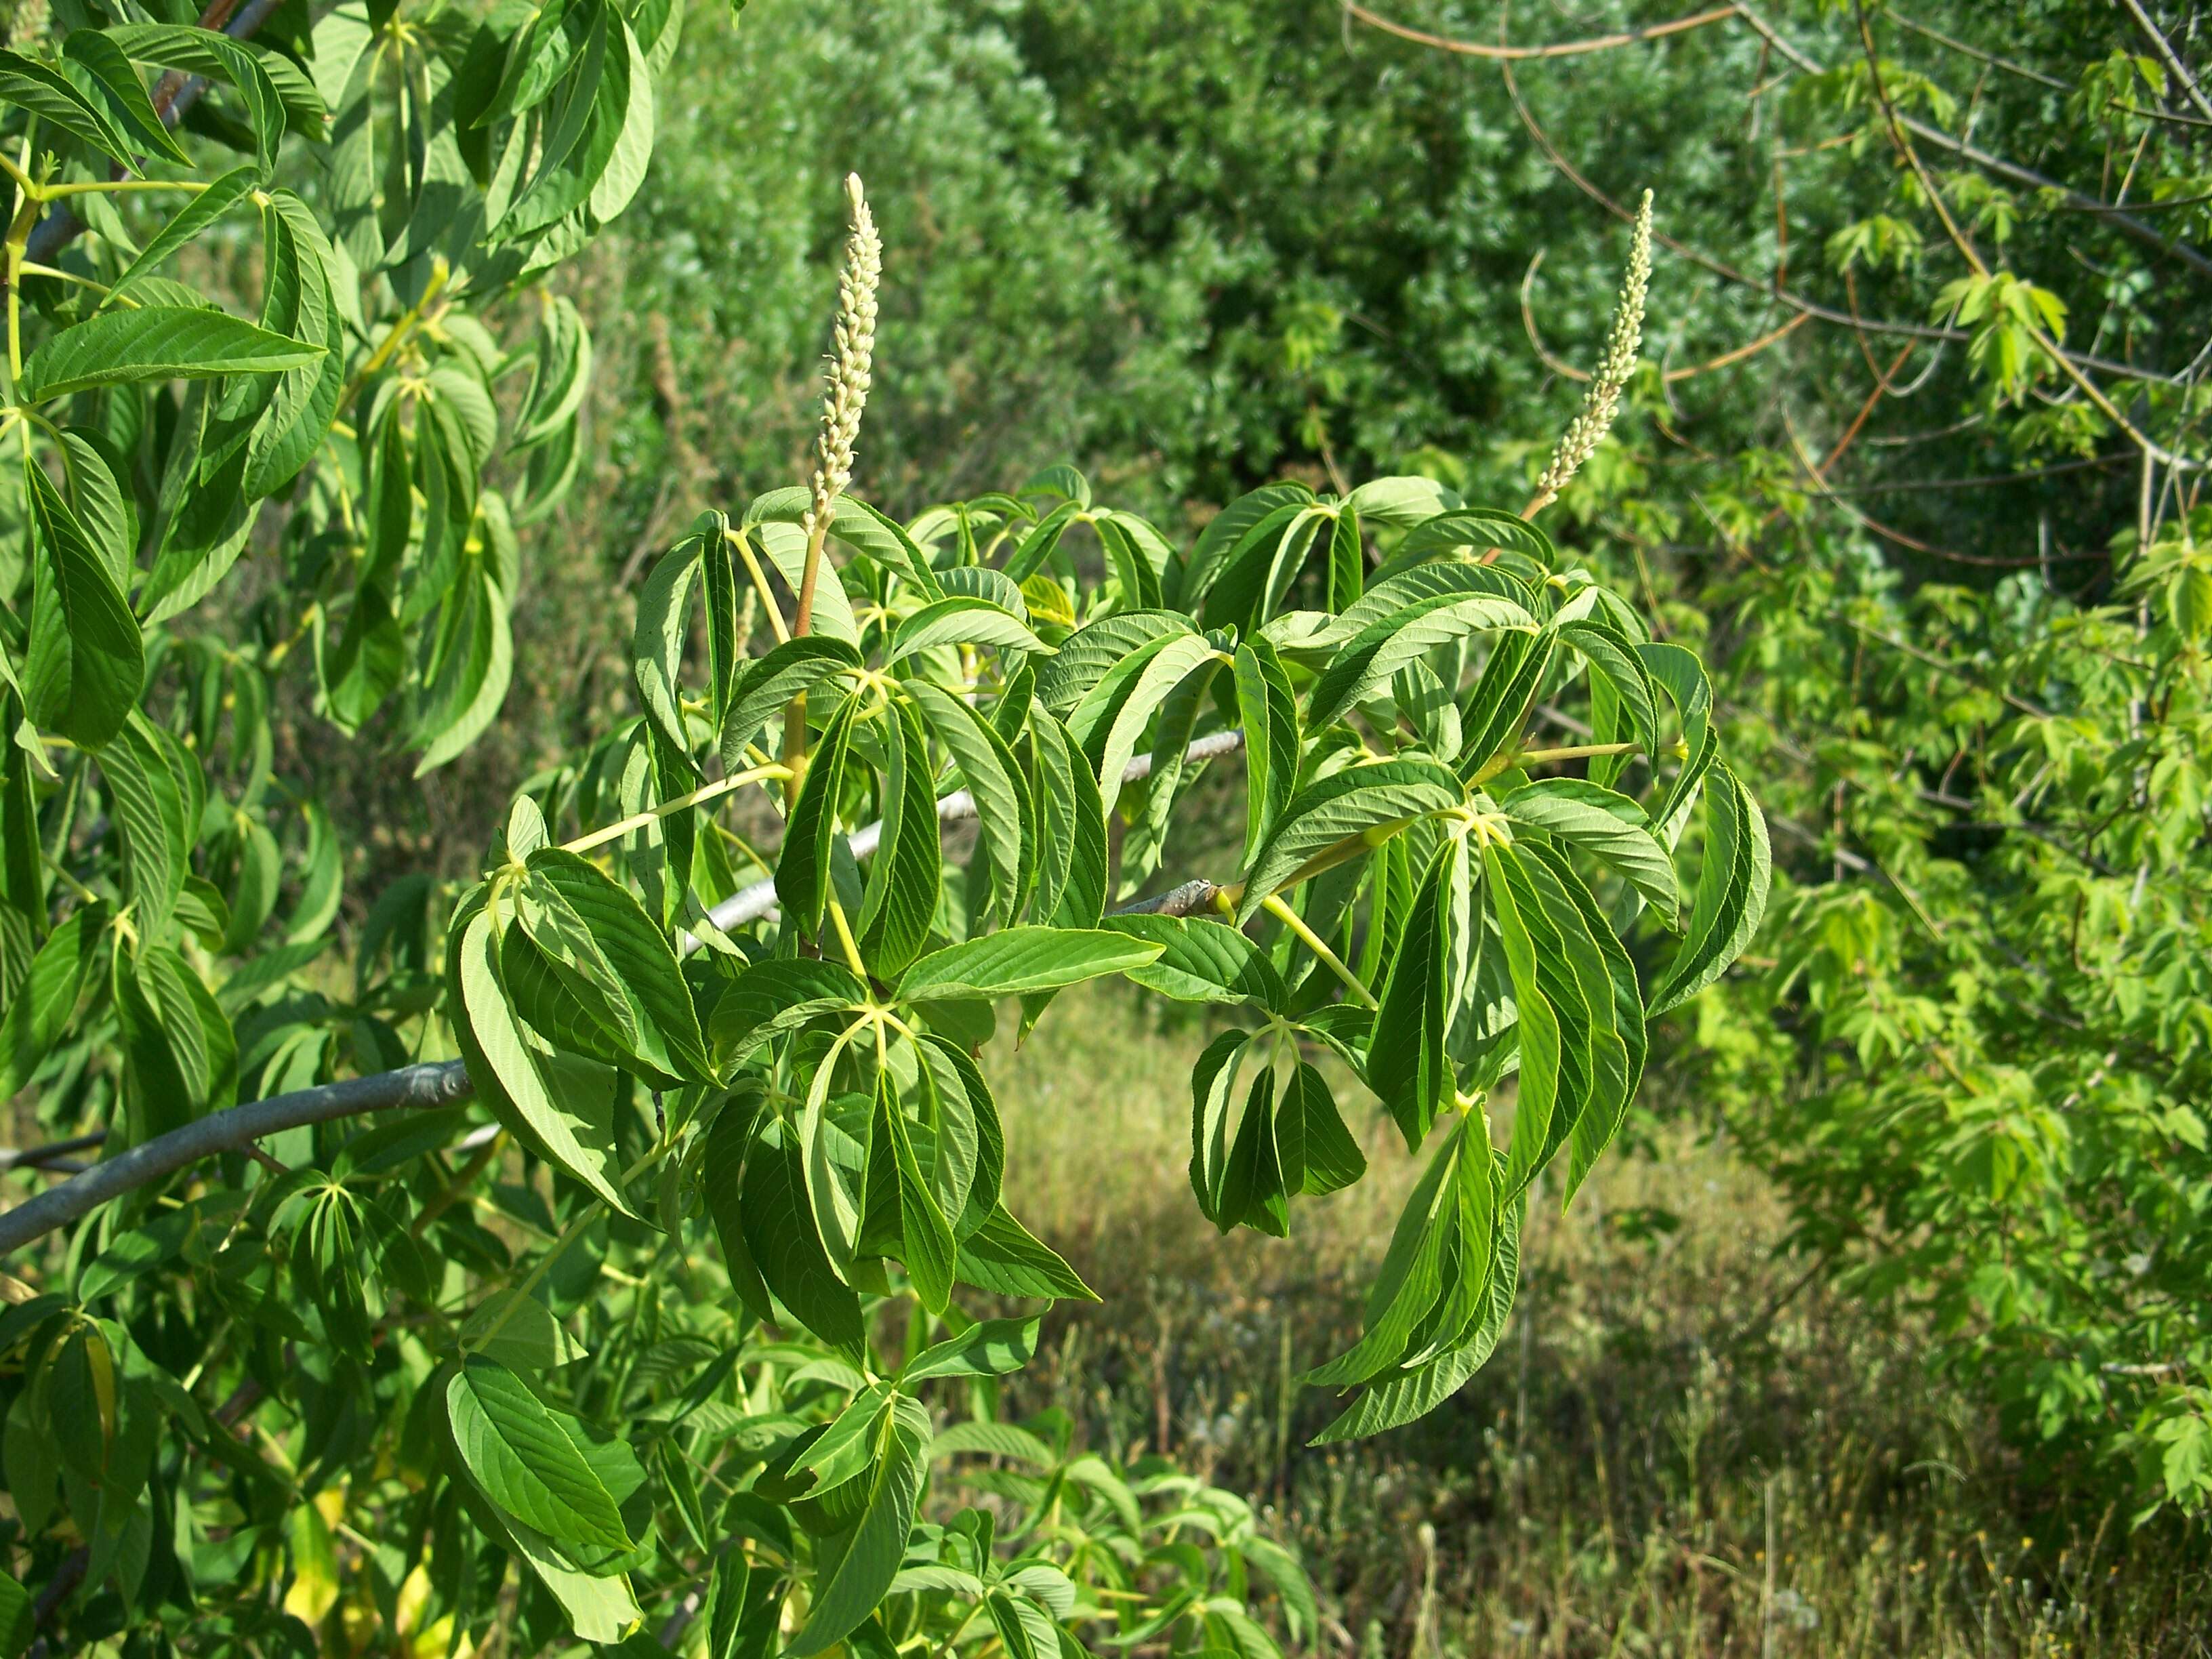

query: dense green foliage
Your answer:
[598,0,2212,1523]
[0,3,1777,1652]
[3,0,2211,1647]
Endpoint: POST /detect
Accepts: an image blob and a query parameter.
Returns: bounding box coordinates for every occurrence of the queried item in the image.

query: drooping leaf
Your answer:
[21,465,144,749]
[446,1357,632,1553]
[1650,760,1769,1015]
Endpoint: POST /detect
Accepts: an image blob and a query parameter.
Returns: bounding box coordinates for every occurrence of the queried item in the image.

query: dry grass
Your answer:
[977,989,2212,1658]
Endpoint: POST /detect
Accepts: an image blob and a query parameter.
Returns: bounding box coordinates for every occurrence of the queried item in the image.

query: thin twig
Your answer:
[1342,0,1738,61]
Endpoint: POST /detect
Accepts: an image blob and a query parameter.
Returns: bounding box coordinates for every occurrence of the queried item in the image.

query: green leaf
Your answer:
[884,1087,958,1313]
[519,848,711,1083]
[856,701,941,979]
[1327,503,1364,611]
[1558,617,1659,771]
[1306,594,1536,731]
[1067,632,1223,817]
[786,1397,931,1656]
[1524,840,1646,1200]
[1035,611,1195,714]
[1189,1028,1253,1229]
[1496,779,1679,925]
[0,1562,31,1658]
[889,596,1052,662]
[1237,759,1465,922]
[0,49,137,163]
[18,308,321,403]
[98,716,188,939]
[743,1121,865,1352]
[900,1317,1042,1383]
[1457,632,1556,783]
[0,905,101,1097]
[719,636,861,768]
[1233,640,1298,867]
[1313,1175,1521,1443]
[1025,710,1106,928]
[102,23,298,171]
[1368,839,1460,1149]
[60,33,192,164]
[1305,1126,1462,1387]
[1221,1067,1288,1236]
[955,1203,1097,1301]
[776,693,861,935]
[1483,844,1561,1194]
[1001,499,1080,581]
[896,927,1162,1002]
[908,680,1032,929]
[450,905,631,1213]
[21,464,143,750]
[1650,760,1769,1015]
[1388,506,1557,573]
[633,539,703,766]
[1179,482,1315,612]
[1345,475,1462,527]
[1100,914,1284,1008]
[1277,1060,1366,1197]
[709,958,869,1064]
[446,1357,632,1553]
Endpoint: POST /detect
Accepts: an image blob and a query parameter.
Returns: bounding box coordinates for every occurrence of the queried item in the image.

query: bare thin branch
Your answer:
[1341,0,1738,61]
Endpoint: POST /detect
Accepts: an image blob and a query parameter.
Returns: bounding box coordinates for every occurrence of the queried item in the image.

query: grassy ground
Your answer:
[978,989,2212,1659]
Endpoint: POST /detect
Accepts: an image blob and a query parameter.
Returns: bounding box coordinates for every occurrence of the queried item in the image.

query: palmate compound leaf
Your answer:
[1311,1157,1525,1446]
[1305,1118,1473,1390]
[1236,758,1465,924]
[1187,1031,1360,1234]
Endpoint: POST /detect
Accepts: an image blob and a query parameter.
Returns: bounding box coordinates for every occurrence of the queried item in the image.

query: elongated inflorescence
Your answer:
[1532,188,1653,510]
[804,173,882,539]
